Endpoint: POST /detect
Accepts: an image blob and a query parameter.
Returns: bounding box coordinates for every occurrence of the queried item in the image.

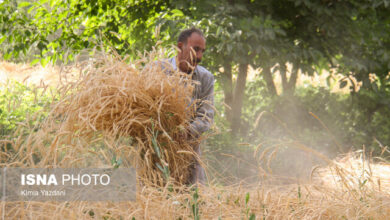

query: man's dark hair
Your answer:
[177,27,204,44]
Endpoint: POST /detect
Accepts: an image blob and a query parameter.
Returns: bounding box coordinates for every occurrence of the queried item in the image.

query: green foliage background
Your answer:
[0,81,52,135]
[1,0,390,171]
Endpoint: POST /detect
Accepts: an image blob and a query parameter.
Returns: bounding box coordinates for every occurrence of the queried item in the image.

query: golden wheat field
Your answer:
[0,49,389,219]
[1,154,389,219]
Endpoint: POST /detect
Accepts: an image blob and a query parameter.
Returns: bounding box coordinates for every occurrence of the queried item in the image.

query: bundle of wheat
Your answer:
[45,50,201,185]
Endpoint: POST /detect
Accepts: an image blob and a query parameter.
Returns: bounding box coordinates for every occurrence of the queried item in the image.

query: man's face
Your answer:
[177,32,206,73]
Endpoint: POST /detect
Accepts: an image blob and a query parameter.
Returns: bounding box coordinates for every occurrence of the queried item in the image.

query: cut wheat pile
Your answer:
[1,49,201,186]
[54,50,202,185]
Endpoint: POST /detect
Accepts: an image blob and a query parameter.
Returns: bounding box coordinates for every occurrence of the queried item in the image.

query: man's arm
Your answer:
[189,74,214,137]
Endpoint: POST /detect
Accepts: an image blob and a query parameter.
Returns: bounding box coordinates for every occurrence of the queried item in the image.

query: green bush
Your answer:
[0,80,53,137]
[208,80,390,161]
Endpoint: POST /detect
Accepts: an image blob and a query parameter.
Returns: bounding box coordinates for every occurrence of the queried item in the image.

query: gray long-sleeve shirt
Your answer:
[166,57,214,136]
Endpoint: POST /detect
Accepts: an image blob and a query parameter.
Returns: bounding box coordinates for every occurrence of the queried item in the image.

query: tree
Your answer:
[185,0,287,135]
[0,0,186,64]
[1,0,389,143]
[184,0,390,138]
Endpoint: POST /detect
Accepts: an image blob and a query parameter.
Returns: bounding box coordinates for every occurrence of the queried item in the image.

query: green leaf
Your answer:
[28,5,37,14]
[156,163,164,172]
[245,192,250,205]
[31,59,40,65]
[0,36,6,44]
[151,134,161,158]
[50,0,56,8]
[3,53,11,60]
[171,9,184,17]
[216,26,222,37]
[111,155,116,165]
[37,41,46,50]
[25,30,31,37]
[249,214,256,220]
[40,57,50,67]
[163,165,170,179]
[18,2,31,8]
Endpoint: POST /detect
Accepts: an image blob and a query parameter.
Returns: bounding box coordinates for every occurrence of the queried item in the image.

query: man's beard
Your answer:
[186,59,201,74]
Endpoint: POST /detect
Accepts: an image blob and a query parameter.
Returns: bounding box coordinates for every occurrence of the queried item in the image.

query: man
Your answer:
[166,27,214,185]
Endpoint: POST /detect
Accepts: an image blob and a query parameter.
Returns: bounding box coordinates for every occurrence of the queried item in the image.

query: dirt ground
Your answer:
[1,60,356,93]
[0,61,60,86]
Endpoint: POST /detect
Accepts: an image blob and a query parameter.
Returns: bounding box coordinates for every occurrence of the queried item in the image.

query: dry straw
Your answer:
[2,154,390,219]
[0,47,202,186]
[1,48,390,219]
[50,48,202,185]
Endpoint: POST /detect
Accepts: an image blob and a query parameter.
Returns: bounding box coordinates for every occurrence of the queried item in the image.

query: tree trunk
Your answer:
[231,63,248,135]
[262,66,277,96]
[286,63,299,94]
[221,59,233,123]
[358,70,371,89]
[279,63,288,94]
